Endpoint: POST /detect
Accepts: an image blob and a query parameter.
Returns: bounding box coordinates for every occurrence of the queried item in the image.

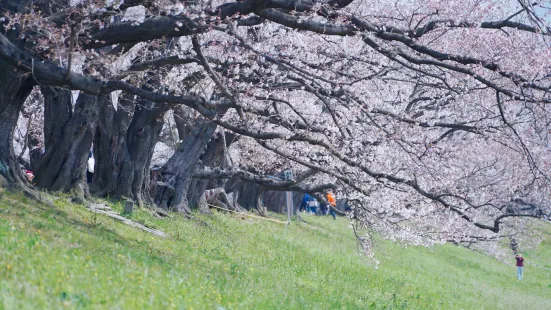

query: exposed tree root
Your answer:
[87,203,168,238]
[208,203,287,225]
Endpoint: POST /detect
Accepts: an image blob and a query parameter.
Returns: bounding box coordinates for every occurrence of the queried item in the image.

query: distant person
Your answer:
[24,170,34,183]
[301,193,310,212]
[516,253,524,280]
[326,190,337,220]
[315,200,321,215]
[307,196,318,215]
[320,202,328,216]
[149,165,162,194]
[87,151,95,183]
[344,201,351,212]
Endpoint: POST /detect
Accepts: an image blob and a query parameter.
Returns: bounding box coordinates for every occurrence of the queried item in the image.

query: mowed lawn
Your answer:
[0,190,550,309]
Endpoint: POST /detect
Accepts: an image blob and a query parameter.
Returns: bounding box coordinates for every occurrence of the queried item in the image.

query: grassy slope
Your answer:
[0,190,550,309]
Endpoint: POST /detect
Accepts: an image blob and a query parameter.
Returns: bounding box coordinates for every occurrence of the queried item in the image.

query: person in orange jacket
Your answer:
[326,190,337,220]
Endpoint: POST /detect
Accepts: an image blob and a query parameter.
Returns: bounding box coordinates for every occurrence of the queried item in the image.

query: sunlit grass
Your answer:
[0,190,550,309]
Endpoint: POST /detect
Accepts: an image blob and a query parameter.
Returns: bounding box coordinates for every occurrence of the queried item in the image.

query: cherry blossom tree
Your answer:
[1,0,551,245]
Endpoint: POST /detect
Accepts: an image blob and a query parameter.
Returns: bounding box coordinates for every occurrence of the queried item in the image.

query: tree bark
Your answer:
[154,117,222,212]
[41,86,73,152]
[94,93,169,206]
[29,147,44,172]
[0,0,56,193]
[0,0,37,14]
[173,105,195,141]
[0,60,34,188]
[256,186,267,216]
[92,92,134,193]
[113,97,169,205]
[225,176,261,211]
[34,93,99,199]
[223,174,304,215]
[186,132,228,208]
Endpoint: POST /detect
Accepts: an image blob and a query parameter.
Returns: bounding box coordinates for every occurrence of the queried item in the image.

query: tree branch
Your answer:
[0,32,232,113]
[193,165,334,192]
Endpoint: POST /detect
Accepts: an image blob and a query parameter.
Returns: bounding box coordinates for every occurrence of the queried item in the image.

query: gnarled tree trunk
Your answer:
[173,105,195,141]
[34,93,99,200]
[225,176,261,211]
[0,60,34,188]
[93,93,134,193]
[41,86,73,151]
[154,117,221,212]
[0,4,35,189]
[0,0,72,195]
[186,132,234,208]
[94,94,169,206]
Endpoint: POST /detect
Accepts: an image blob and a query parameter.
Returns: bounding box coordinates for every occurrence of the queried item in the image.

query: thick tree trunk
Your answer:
[173,105,195,141]
[223,174,303,215]
[113,98,168,205]
[0,0,70,15]
[93,93,134,193]
[0,0,36,13]
[225,177,261,210]
[41,86,73,151]
[174,106,211,209]
[154,117,221,212]
[0,0,71,195]
[34,93,99,199]
[262,190,303,213]
[94,94,169,206]
[0,8,36,190]
[186,132,232,208]
[256,186,267,216]
[29,147,44,172]
[0,60,34,188]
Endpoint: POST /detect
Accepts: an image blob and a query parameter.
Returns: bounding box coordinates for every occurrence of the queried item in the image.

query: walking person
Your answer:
[307,195,318,215]
[320,202,328,216]
[300,193,310,213]
[516,253,524,280]
[314,199,321,216]
[326,189,337,220]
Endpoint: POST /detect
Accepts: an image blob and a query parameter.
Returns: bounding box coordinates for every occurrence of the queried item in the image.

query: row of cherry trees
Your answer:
[1,0,551,246]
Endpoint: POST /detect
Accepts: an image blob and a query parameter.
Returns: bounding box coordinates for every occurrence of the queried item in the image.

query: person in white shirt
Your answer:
[87,151,95,183]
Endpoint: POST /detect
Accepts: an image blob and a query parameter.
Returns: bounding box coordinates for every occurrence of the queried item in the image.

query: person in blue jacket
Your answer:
[300,193,310,212]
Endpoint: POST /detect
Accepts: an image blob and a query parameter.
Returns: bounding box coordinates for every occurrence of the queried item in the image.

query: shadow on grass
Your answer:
[0,191,158,252]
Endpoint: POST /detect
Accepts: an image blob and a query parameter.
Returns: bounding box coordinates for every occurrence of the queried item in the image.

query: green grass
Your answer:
[0,190,550,309]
